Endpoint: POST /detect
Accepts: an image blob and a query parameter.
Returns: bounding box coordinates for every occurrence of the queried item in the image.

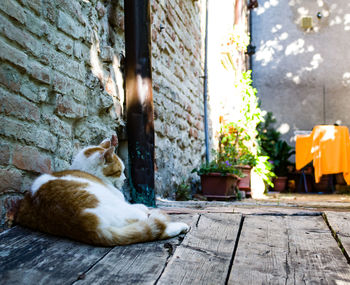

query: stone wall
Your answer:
[0,0,206,230]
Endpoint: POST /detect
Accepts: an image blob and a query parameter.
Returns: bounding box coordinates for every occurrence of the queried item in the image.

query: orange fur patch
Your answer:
[83,147,104,157]
[103,154,123,178]
[52,170,107,186]
[16,179,105,245]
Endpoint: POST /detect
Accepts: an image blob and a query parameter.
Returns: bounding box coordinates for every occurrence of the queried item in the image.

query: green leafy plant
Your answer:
[257,112,295,177]
[216,71,275,186]
[192,150,243,177]
[175,181,191,201]
[270,141,295,177]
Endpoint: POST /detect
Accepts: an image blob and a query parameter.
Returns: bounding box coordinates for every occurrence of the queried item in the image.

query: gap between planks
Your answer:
[323,212,350,264]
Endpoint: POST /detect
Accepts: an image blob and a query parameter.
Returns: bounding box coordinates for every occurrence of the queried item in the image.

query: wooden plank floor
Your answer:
[1,210,350,285]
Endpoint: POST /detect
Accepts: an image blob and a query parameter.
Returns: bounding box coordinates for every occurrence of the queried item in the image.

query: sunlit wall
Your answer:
[252,0,350,144]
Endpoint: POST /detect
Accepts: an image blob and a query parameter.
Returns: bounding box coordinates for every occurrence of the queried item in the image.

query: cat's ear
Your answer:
[100,139,111,149]
[111,135,118,147]
[100,135,118,149]
[103,146,115,163]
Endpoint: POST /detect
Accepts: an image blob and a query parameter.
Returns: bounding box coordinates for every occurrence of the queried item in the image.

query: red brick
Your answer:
[56,0,85,25]
[0,88,40,121]
[0,14,41,57]
[26,61,51,84]
[13,145,52,174]
[55,94,87,119]
[0,40,28,71]
[0,169,22,193]
[53,72,87,100]
[57,10,85,39]
[0,64,21,93]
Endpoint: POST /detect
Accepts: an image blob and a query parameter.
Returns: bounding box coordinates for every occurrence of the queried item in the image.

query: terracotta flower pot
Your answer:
[273,176,288,192]
[236,165,251,193]
[200,173,239,200]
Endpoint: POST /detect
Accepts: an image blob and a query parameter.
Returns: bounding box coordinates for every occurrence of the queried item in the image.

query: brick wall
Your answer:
[0,0,205,230]
[151,0,205,198]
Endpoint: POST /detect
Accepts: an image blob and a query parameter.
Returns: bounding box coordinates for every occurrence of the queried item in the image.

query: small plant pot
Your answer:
[273,176,288,192]
[236,165,251,194]
[200,173,239,200]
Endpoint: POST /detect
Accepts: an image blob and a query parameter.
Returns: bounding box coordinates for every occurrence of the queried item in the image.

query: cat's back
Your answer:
[16,170,108,243]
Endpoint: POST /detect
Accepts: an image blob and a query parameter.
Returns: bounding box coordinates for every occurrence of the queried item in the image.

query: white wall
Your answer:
[252,0,350,144]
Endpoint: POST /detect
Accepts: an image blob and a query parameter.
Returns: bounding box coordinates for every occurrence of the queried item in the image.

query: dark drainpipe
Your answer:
[124,0,155,207]
[203,0,210,164]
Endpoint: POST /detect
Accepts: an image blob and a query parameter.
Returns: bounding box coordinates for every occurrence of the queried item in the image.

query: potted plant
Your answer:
[270,140,295,191]
[192,151,242,200]
[218,121,258,195]
[257,112,294,192]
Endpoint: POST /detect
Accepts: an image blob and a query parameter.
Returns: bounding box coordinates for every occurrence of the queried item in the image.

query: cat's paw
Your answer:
[165,222,190,238]
[180,222,190,234]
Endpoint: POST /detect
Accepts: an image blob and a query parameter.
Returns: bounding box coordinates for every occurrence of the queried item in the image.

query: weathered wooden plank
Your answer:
[229,215,350,284]
[74,214,198,285]
[156,213,242,285]
[0,226,110,285]
[325,211,350,259]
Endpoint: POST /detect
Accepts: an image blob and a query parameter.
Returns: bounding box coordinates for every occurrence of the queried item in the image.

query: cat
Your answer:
[16,135,189,246]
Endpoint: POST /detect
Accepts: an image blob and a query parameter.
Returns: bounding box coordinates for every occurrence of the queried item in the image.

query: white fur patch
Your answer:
[164,222,190,237]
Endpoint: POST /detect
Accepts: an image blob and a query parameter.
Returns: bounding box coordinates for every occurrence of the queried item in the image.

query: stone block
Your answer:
[0,87,40,122]
[56,138,73,160]
[13,145,52,174]
[54,158,70,171]
[42,113,72,138]
[0,169,22,193]
[74,117,115,143]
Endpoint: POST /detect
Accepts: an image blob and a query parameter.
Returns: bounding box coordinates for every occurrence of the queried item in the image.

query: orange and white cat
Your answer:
[16,135,189,246]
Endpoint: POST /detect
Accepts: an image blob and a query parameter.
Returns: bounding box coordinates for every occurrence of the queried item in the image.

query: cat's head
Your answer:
[70,135,126,189]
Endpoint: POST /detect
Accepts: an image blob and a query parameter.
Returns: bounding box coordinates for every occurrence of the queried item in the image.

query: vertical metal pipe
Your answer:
[249,10,253,73]
[203,0,210,164]
[124,0,155,206]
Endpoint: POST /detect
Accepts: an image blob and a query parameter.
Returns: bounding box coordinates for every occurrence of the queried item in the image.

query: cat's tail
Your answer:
[100,211,189,246]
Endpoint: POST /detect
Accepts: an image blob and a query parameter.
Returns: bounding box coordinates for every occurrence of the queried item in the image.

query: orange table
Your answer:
[296,125,350,185]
